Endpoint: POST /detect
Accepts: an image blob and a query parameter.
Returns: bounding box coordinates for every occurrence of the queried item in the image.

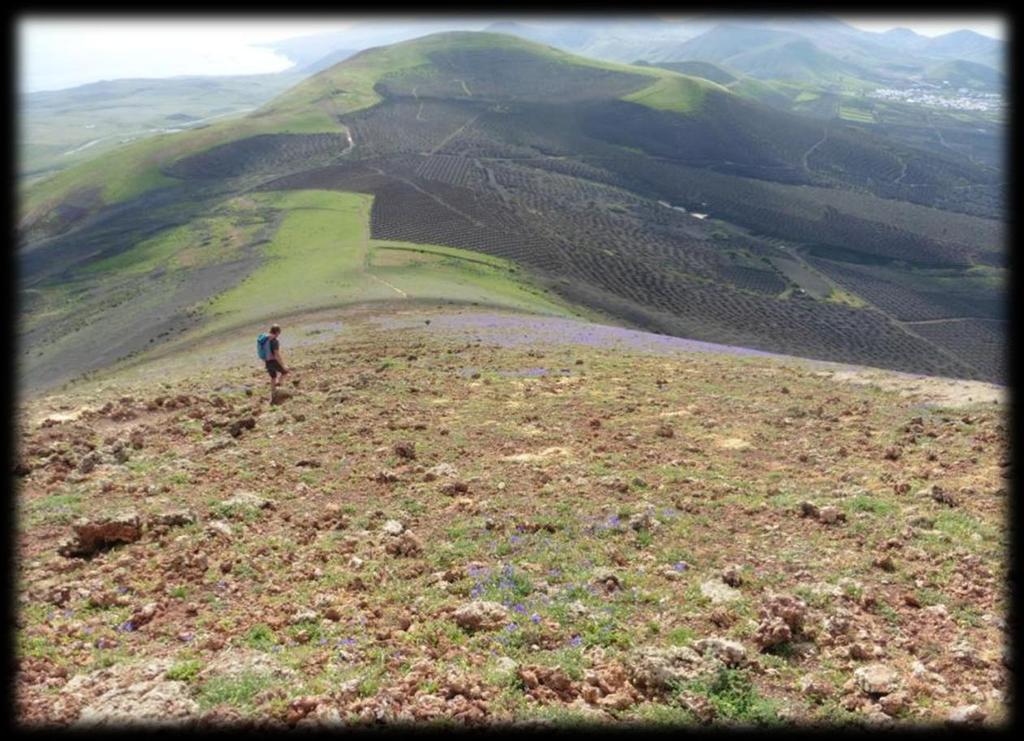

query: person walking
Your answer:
[257,324,290,403]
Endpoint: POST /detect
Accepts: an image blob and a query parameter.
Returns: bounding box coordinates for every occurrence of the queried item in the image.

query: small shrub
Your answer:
[166,659,202,682]
[244,623,276,651]
[196,671,276,710]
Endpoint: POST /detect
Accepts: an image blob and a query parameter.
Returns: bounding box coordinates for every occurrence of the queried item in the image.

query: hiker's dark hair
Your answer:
[270,324,281,334]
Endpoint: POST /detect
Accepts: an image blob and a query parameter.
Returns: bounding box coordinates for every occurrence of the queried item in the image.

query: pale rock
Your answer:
[700,579,742,604]
[854,664,901,696]
[693,637,747,667]
[76,680,198,727]
[453,601,509,632]
[947,704,986,725]
[206,521,233,539]
[221,490,271,509]
[626,646,717,691]
[382,520,405,536]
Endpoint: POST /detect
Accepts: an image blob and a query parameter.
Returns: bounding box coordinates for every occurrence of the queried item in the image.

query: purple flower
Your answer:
[510,535,522,545]
[568,635,582,647]
[506,622,519,632]
[116,586,128,594]
[530,613,541,624]
[116,620,135,633]
[674,562,689,572]
[512,603,527,614]
[319,638,328,645]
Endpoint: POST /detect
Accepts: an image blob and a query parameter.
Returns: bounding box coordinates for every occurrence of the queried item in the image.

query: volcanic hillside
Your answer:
[18,32,1006,394]
[13,304,1010,728]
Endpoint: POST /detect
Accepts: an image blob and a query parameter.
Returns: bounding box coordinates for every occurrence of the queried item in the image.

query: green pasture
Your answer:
[838,104,875,123]
[622,75,709,113]
[201,190,581,335]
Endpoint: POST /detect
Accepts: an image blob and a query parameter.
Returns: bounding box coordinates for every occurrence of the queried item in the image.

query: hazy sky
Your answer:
[18,15,1007,93]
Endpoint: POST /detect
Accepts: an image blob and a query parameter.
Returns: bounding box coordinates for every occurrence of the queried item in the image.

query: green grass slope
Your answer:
[201,190,581,336]
[922,60,1005,91]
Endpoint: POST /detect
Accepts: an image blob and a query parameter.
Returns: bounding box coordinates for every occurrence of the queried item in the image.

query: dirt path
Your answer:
[893,152,909,184]
[925,113,997,173]
[801,126,828,173]
[900,316,998,325]
[366,273,408,298]
[368,164,485,228]
[427,113,480,157]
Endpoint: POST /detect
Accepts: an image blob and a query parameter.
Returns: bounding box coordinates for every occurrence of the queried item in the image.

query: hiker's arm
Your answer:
[276,349,289,373]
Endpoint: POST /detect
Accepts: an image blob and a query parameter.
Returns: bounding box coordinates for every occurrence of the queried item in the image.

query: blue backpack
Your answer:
[256,333,272,361]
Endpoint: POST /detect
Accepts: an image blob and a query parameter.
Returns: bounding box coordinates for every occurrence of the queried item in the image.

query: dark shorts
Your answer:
[265,359,286,378]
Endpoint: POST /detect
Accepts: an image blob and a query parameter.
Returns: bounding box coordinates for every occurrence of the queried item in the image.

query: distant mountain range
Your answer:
[473,17,1005,86]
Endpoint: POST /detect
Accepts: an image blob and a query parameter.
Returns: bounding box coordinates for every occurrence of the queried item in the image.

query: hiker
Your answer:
[257,324,290,401]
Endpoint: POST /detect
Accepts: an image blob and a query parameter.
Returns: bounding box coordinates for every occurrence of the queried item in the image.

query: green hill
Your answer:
[647,25,874,86]
[20,32,716,238]
[923,59,1004,91]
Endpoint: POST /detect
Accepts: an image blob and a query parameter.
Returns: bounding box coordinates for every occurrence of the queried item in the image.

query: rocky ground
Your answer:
[13,306,1011,728]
